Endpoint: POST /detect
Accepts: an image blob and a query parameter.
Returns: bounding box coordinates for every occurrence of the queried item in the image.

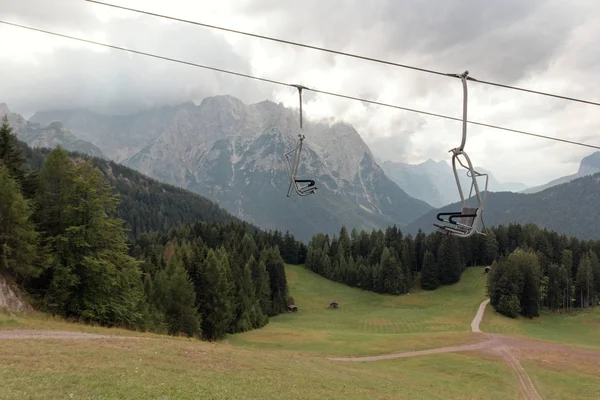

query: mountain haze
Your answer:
[32,96,432,241]
[30,105,186,163]
[381,158,528,208]
[1,103,104,158]
[521,151,600,194]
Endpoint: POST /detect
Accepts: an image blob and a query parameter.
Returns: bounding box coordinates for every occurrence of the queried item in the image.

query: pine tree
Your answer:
[230,254,254,333]
[380,247,403,294]
[512,248,541,318]
[438,235,462,285]
[0,116,25,184]
[263,247,289,315]
[163,258,202,337]
[198,249,234,340]
[251,257,272,318]
[575,254,593,308]
[561,249,574,310]
[414,229,427,272]
[487,257,525,317]
[0,166,40,281]
[483,231,498,265]
[34,146,74,239]
[243,257,267,328]
[31,151,145,327]
[589,251,600,306]
[420,250,439,290]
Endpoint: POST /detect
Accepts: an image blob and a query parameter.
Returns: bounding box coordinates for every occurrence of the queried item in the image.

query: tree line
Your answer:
[0,117,301,340]
[304,221,600,318]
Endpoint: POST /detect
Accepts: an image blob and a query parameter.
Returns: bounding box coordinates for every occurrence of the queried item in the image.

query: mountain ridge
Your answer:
[521,151,600,194]
[31,96,432,242]
[1,103,104,158]
[406,171,600,240]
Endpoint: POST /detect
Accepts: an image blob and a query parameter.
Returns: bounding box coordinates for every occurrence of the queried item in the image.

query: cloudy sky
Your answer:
[1,0,599,186]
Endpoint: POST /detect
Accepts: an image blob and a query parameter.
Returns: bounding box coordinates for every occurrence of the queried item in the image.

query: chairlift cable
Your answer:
[1,20,599,151]
[85,0,600,108]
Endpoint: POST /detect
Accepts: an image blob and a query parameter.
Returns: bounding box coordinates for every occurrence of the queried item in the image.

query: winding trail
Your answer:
[329,298,548,400]
[2,299,598,399]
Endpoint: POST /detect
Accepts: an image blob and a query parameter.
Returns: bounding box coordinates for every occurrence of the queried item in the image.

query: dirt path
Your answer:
[471,298,490,333]
[0,329,142,340]
[329,298,550,400]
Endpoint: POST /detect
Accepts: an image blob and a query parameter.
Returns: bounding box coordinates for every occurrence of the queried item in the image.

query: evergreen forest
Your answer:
[1,115,599,343]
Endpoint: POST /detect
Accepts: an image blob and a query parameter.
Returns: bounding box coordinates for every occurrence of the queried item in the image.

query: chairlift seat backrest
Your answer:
[458,207,477,227]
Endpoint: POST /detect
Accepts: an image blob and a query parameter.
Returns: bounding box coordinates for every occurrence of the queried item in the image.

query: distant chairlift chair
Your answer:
[285,84,317,197]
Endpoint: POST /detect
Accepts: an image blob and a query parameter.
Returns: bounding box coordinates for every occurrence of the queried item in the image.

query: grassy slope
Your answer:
[0,338,519,400]
[481,300,600,350]
[1,264,598,399]
[226,265,488,356]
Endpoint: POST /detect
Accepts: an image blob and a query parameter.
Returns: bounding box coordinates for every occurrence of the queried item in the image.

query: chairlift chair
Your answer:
[433,71,488,238]
[285,84,317,197]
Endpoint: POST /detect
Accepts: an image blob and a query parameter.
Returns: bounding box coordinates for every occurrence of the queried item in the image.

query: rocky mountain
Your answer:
[406,171,600,240]
[381,159,527,208]
[521,151,600,194]
[120,95,432,241]
[1,103,104,158]
[30,105,189,162]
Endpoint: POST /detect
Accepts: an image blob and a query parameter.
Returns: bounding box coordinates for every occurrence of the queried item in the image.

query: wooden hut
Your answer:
[287,304,298,312]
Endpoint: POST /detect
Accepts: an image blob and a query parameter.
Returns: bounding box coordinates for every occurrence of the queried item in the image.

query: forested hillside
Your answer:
[306,221,600,318]
[406,173,600,240]
[20,145,238,239]
[0,116,302,340]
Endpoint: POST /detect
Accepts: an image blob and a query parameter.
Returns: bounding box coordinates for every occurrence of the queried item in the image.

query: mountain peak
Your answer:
[0,103,9,117]
[578,151,600,173]
[199,95,245,110]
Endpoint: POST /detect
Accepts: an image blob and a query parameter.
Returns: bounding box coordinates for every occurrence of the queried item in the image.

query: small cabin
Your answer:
[328,301,339,309]
[287,304,298,313]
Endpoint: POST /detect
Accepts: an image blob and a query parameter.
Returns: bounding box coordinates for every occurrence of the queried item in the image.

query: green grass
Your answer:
[227,265,489,356]
[0,308,164,338]
[1,264,598,399]
[481,302,600,350]
[0,337,521,400]
[523,360,600,400]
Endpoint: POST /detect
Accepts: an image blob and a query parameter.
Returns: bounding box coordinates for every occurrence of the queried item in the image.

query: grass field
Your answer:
[482,305,600,350]
[227,265,488,356]
[1,264,599,399]
[0,336,523,400]
[523,359,600,399]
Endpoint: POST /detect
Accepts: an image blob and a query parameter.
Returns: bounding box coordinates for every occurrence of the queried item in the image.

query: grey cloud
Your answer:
[0,14,272,115]
[2,0,98,28]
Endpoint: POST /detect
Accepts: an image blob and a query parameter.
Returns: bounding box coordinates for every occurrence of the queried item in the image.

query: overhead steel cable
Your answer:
[85,0,600,108]
[2,20,599,151]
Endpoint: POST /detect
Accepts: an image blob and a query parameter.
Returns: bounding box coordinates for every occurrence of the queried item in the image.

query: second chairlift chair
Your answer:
[433,71,488,238]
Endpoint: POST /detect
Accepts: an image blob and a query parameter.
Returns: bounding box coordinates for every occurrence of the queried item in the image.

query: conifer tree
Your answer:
[163,257,202,337]
[0,166,40,281]
[244,257,267,328]
[420,250,439,290]
[198,249,234,340]
[438,235,462,285]
[251,256,272,318]
[561,249,574,310]
[589,250,600,306]
[0,116,25,184]
[575,254,593,308]
[381,247,403,294]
